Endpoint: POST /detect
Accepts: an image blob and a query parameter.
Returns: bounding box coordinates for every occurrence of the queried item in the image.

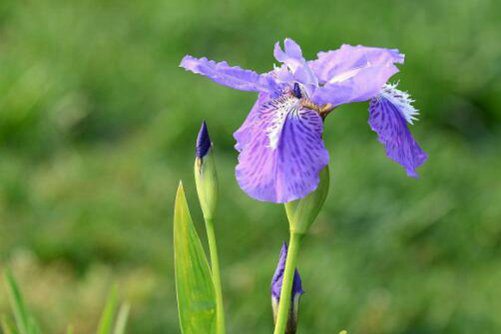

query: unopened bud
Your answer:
[194,121,218,220]
[271,242,303,334]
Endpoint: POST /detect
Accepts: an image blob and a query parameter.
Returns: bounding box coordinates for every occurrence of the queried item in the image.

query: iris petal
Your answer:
[233,93,269,152]
[180,55,277,93]
[273,38,318,88]
[234,94,329,203]
[310,45,404,106]
[369,91,427,177]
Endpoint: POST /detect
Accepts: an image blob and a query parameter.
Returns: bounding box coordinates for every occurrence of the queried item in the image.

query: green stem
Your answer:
[205,218,226,334]
[273,232,304,334]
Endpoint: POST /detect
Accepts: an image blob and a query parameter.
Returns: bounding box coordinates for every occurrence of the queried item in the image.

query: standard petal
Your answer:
[310,44,404,84]
[310,45,404,106]
[235,94,329,203]
[180,55,277,93]
[369,91,427,177]
[312,64,400,106]
[273,38,318,88]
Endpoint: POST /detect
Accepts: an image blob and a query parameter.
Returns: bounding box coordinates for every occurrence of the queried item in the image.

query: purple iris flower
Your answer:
[180,38,427,203]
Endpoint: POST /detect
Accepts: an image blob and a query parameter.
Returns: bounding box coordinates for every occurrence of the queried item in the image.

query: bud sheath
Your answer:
[285,166,330,235]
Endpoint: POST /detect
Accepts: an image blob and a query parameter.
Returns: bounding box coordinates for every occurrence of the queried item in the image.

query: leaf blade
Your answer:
[174,182,217,334]
[3,269,30,334]
[96,285,119,334]
[112,303,130,334]
[1,315,16,334]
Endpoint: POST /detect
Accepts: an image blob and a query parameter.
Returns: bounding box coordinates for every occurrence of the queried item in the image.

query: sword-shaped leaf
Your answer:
[174,182,217,334]
[112,303,130,334]
[3,268,37,334]
[97,285,119,334]
[1,315,15,334]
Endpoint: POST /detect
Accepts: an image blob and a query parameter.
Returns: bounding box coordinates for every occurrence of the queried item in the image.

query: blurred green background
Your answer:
[0,0,500,333]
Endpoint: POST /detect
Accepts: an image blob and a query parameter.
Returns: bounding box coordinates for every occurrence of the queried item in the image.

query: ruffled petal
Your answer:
[310,44,404,84]
[310,45,404,106]
[234,94,329,203]
[180,55,277,93]
[369,85,427,177]
[273,38,318,88]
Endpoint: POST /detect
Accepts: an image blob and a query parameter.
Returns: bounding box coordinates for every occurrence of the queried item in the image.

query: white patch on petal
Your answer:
[327,66,364,84]
[264,94,301,150]
[379,82,419,124]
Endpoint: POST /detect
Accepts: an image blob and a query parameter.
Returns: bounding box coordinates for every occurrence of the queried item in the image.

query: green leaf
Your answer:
[66,325,74,334]
[174,182,217,334]
[96,286,119,334]
[1,315,16,334]
[112,303,130,334]
[3,269,30,334]
[27,319,41,334]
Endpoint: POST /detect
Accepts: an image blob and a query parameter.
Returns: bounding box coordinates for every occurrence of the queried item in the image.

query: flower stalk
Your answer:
[204,217,226,334]
[274,166,330,334]
[273,232,304,334]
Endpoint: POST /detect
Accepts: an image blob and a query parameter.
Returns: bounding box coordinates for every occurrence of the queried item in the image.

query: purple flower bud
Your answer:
[271,242,304,334]
[194,121,218,220]
[196,121,211,158]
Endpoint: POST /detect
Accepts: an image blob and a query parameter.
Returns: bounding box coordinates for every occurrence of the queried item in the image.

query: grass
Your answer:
[0,0,500,333]
[2,269,129,334]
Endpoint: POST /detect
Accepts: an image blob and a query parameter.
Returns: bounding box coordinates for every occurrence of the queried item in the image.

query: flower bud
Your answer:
[285,166,330,234]
[271,242,304,334]
[194,121,218,220]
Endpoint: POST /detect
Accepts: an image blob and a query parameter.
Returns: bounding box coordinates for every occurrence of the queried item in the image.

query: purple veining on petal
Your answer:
[271,242,304,301]
[309,45,404,106]
[195,121,211,158]
[235,93,329,203]
[233,93,269,152]
[180,55,278,93]
[369,95,428,177]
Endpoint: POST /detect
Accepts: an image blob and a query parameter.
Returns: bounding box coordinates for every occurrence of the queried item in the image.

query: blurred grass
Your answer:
[0,0,500,333]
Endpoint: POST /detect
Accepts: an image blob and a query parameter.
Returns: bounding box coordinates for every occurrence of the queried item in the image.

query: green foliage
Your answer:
[95,285,131,334]
[1,316,15,334]
[173,182,217,334]
[2,270,129,334]
[3,268,40,334]
[97,286,119,334]
[113,304,131,334]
